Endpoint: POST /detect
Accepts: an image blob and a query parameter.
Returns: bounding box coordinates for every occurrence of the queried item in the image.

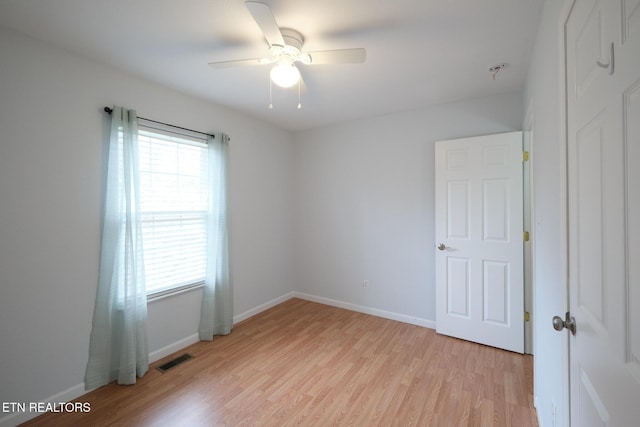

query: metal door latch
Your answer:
[552,312,576,335]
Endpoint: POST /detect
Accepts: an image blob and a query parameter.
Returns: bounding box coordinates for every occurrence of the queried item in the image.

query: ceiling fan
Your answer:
[208,1,366,90]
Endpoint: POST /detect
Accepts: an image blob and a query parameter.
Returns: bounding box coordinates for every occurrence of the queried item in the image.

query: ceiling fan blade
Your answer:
[245,1,285,48]
[307,48,367,65]
[208,58,264,69]
[306,48,367,65]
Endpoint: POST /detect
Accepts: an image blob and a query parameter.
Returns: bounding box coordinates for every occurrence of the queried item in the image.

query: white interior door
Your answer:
[435,132,524,353]
[565,0,640,425]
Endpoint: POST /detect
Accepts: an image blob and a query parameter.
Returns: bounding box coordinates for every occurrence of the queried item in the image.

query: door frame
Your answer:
[559,1,577,425]
[523,102,535,356]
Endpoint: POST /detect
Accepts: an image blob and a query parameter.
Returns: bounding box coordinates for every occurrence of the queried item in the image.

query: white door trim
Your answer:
[523,101,535,357]
[558,1,575,426]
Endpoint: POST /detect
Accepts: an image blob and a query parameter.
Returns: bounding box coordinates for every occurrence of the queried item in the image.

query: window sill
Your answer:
[147,281,204,303]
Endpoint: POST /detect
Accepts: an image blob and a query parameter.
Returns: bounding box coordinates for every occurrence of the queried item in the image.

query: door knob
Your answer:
[552,312,576,335]
[437,243,446,251]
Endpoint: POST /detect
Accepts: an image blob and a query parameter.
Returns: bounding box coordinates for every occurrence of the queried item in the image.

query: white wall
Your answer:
[0,26,294,425]
[292,92,523,323]
[523,1,570,426]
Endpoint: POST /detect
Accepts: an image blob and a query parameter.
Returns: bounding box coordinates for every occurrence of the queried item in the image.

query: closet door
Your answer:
[435,131,524,353]
[565,0,640,424]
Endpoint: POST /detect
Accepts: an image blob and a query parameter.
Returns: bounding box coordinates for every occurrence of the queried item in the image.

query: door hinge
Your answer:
[524,311,531,322]
[523,151,529,161]
[524,231,530,242]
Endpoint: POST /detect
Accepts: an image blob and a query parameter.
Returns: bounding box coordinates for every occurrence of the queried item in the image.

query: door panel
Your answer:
[483,179,509,241]
[622,0,640,43]
[483,260,509,324]
[565,0,640,424]
[435,132,524,353]
[575,112,606,329]
[447,181,470,239]
[578,368,609,426]
[447,257,470,318]
[626,81,640,377]
[574,0,606,100]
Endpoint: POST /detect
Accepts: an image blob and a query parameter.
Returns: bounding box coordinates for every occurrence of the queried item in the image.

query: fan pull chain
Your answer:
[268,76,303,110]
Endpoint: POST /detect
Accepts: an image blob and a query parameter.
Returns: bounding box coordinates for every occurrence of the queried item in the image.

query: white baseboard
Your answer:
[0,332,201,427]
[533,396,544,427]
[292,292,436,329]
[233,292,295,324]
[149,292,298,362]
[1,291,432,427]
[149,333,200,363]
[0,383,87,427]
[148,292,296,365]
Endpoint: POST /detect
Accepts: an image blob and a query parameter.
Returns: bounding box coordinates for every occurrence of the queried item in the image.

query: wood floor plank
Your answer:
[21,298,538,426]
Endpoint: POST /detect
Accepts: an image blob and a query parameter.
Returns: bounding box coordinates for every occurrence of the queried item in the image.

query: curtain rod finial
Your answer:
[104,106,113,114]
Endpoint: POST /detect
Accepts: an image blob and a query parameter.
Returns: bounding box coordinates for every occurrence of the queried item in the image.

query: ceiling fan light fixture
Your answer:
[208,2,366,100]
[270,63,300,88]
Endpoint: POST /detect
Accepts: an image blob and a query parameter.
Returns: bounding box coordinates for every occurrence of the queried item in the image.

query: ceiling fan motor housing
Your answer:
[269,28,311,65]
[279,28,304,50]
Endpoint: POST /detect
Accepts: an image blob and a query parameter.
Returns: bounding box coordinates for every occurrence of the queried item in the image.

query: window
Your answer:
[137,126,209,299]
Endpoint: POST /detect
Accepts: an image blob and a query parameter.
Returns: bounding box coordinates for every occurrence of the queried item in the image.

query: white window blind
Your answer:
[137,127,209,297]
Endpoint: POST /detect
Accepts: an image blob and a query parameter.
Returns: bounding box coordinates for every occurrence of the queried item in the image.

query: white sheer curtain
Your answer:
[85,106,149,389]
[199,133,233,340]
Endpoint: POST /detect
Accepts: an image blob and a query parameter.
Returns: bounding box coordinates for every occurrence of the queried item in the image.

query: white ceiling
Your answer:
[0,0,544,132]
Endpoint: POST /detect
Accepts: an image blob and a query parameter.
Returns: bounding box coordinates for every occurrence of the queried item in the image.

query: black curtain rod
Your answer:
[104,107,215,139]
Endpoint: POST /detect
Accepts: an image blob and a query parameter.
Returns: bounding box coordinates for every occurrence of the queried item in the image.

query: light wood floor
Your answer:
[23,298,538,426]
